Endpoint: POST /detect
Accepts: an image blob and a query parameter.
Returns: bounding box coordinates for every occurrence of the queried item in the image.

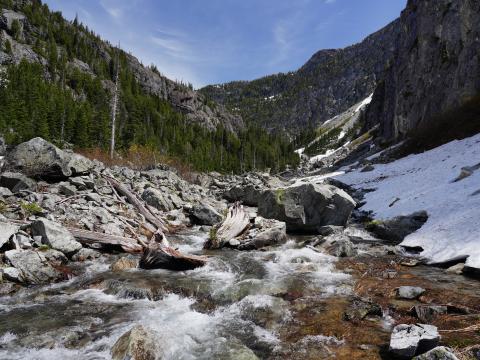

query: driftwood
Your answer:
[204,202,250,249]
[103,175,168,233]
[139,231,206,270]
[68,228,143,253]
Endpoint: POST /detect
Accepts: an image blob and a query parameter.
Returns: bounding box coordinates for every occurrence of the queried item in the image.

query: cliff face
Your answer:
[0,3,243,133]
[200,20,401,134]
[365,0,480,140]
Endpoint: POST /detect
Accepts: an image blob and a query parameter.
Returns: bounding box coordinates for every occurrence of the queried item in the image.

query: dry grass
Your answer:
[76,145,196,182]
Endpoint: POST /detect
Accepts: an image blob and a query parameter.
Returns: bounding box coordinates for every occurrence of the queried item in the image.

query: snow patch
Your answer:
[334,133,480,269]
[354,93,373,113]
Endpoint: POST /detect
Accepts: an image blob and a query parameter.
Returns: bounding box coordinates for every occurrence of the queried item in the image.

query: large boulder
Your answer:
[258,184,356,233]
[389,324,440,359]
[31,218,82,256]
[189,203,223,226]
[0,171,36,192]
[4,137,93,178]
[224,184,264,206]
[111,325,157,360]
[366,211,428,244]
[4,249,63,284]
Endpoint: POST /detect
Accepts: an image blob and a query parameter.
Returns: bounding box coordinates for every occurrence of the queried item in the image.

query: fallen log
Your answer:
[68,228,143,253]
[204,202,250,249]
[103,175,168,233]
[139,231,206,270]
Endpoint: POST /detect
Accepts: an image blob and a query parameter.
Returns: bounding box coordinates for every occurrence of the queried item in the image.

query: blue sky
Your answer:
[44,0,407,88]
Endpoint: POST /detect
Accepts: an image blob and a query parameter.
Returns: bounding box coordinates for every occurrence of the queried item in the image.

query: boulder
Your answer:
[4,137,93,178]
[258,184,356,233]
[111,257,139,272]
[31,218,82,256]
[4,249,62,284]
[389,324,440,359]
[236,219,287,250]
[323,235,358,257]
[343,297,383,321]
[413,305,448,323]
[0,171,36,192]
[71,248,101,262]
[189,203,223,226]
[0,221,19,249]
[224,184,264,206]
[413,347,459,360]
[111,325,157,360]
[141,187,174,211]
[366,211,428,244]
[0,186,13,197]
[397,286,426,300]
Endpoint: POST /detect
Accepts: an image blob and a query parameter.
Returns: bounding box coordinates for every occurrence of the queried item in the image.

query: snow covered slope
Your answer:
[335,133,480,270]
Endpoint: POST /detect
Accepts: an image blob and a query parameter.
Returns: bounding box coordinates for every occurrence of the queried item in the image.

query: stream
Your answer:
[1,228,479,359]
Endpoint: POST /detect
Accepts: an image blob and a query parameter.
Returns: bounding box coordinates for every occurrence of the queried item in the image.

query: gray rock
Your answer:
[224,184,264,206]
[413,347,459,360]
[71,248,101,262]
[0,171,36,192]
[318,225,344,236]
[4,137,93,178]
[142,187,174,211]
[41,249,68,266]
[4,250,62,284]
[343,297,383,321]
[13,233,33,249]
[189,203,223,226]
[2,267,22,282]
[0,187,13,197]
[86,192,102,203]
[237,219,287,250]
[414,305,448,323]
[0,220,19,249]
[324,235,358,257]
[366,211,428,244]
[31,218,82,256]
[59,182,77,196]
[397,286,426,300]
[389,324,440,359]
[111,325,157,360]
[258,184,356,233]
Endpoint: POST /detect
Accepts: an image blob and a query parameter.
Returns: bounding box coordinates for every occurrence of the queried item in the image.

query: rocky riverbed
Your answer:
[0,138,479,359]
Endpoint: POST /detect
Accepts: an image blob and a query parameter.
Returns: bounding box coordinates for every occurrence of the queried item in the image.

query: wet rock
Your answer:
[237,219,287,250]
[318,225,344,236]
[413,305,448,323]
[413,346,459,360]
[366,211,428,244]
[343,297,383,321]
[258,184,356,233]
[445,263,464,275]
[397,286,426,300]
[31,218,82,256]
[111,325,157,360]
[189,203,223,226]
[0,171,36,192]
[71,248,101,262]
[111,257,139,271]
[389,324,440,359]
[4,137,93,178]
[4,249,62,284]
[323,234,358,257]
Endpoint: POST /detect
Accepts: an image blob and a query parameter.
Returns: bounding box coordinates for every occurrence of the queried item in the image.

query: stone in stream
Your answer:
[188,203,223,226]
[322,234,358,257]
[4,137,93,178]
[413,346,459,360]
[4,249,63,284]
[236,218,287,250]
[258,183,356,233]
[111,325,157,360]
[366,211,428,244]
[111,256,139,271]
[30,218,82,256]
[389,324,440,359]
[397,286,426,300]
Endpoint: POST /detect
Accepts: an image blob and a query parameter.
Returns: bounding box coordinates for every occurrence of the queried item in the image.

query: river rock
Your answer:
[111,325,157,360]
[4,249,62,284]
[4,137,93,178]
[237,219,287,250]
[31,218,82,256]
[366,211,428,244]
[397,286,426,300]
[0,171,36,192]
[111,256,139,271]
[189,203,223,226]
[323,234,358,257]
[413,346,459,360]
[258,184,356,233]
[389,324,440,359]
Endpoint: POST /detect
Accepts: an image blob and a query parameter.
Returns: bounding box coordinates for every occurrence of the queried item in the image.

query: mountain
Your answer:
[0,0,298,173]
[200,20,400,134]
[365,0,480,143]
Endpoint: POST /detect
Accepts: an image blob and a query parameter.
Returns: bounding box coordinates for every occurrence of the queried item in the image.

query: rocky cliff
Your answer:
[200,20,401,134]
[365,0,480,141]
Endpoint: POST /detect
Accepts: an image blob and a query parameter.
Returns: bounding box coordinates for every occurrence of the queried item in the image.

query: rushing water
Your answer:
[0,229,353,359]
